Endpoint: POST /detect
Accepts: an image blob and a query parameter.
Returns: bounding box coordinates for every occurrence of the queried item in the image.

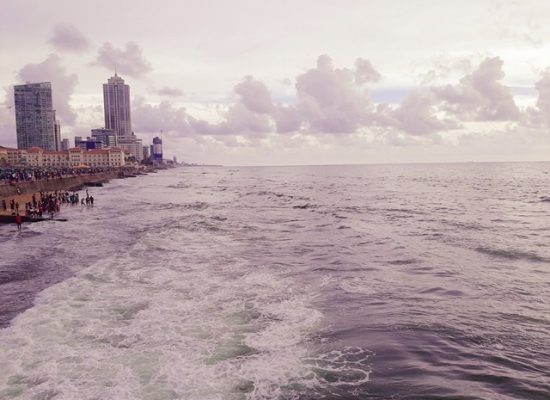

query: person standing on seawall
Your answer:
[15,213,22,230]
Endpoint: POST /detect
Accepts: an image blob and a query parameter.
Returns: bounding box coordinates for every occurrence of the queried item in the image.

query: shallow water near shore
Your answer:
[0,163,549,399]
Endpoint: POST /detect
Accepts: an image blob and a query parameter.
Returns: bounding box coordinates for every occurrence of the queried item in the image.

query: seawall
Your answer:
[0,171,119,199]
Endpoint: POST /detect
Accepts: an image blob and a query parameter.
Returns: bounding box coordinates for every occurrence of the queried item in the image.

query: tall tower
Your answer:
[103,73,131,142]
[14,82,56,150]
[53,110,61,151]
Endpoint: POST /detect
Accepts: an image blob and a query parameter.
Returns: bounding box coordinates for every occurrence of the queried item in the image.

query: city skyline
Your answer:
[1,1,550,165]
[9,72,155,164]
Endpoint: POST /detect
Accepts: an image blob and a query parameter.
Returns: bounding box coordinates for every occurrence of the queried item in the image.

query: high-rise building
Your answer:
[152,136,163,162]
[61,138,70,151]
[54,113,61,151]
[103,73,131,141]
[14,82,56,151]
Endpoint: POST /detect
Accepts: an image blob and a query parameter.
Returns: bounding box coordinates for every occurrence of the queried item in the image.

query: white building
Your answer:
[9,146,126,168]
[118,134,143,162]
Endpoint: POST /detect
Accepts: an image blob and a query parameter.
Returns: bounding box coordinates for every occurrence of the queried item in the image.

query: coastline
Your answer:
[0,166,159,220]
[0,165,167,328]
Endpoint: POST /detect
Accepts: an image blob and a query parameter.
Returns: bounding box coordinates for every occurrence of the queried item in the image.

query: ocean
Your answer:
[0,163,549,400]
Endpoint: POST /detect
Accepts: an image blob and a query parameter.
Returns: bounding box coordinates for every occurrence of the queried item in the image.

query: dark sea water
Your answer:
[0,163,549,400]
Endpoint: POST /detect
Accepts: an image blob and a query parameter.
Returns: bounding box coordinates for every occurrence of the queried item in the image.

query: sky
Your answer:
[1,0,550,165]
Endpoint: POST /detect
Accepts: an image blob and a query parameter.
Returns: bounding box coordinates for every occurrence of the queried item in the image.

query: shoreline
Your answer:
[0,166,160,221]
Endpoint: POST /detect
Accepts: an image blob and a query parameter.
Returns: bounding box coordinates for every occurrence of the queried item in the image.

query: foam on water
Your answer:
[0,221,369,400]
[3,164,549,399]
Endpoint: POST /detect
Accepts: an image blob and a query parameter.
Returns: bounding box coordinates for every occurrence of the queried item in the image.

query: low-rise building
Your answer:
[118,134,143,162]
[0,146,29,166]
[91,128,117,147]
[0,146,9,165]
[69,147,125,167]
[0,146,125,168]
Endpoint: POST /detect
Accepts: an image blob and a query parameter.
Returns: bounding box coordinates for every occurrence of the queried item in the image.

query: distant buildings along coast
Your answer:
[3,73,175,168]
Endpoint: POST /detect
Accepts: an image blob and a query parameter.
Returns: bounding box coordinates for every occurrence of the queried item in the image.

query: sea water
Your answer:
[0,163,549,399]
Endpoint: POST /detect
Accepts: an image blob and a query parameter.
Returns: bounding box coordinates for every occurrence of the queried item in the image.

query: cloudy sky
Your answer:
[1,0,550,165]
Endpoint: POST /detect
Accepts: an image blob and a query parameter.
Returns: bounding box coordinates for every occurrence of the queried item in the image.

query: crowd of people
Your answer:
[2,189,95,224]
[0,166,118,185]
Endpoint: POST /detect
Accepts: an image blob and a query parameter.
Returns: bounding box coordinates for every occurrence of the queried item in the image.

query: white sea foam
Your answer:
[0,226,336,400]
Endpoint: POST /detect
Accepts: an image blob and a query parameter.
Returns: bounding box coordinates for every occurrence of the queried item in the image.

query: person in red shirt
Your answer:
[15,213,22,230]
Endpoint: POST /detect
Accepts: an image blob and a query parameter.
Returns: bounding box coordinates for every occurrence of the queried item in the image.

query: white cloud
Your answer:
[49,23,90,53]
[18,54,79,125]
[94,42,152,78]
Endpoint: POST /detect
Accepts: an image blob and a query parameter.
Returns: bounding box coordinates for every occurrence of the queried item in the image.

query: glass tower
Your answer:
[103,73,131,142]
[14,82,56,151]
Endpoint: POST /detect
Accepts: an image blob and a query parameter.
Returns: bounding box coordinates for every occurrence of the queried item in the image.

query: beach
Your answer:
[0,167,157,221]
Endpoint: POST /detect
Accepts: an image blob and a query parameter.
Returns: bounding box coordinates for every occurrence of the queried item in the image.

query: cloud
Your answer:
[294,55,378,133]
[530,70,550,126]
[18,54,78,125]
[127,55,545,154]
[132,97,193,134]
[417,55,476,85]
[233,76,301,133]
[376,57,521,135]
[191,103,272,137]
[94,42,152,78]
[0,87,16,146]
[390,89,458,135]
[433,57,520,121]
[49,23,90,53]
[155,87,184,97]
[354,58,381,84]
[273,105,302,133]
[234,76,275,114]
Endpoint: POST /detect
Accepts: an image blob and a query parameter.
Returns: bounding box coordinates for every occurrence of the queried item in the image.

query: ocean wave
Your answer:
[475,246,550,263]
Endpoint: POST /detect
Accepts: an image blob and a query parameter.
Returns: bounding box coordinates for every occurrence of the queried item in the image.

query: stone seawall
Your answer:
[0,171,120,199]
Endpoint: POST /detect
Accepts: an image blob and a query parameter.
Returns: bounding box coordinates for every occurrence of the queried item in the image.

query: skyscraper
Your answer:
[54,111,61,151]
[14,82,56,150]
[103,73,131,142]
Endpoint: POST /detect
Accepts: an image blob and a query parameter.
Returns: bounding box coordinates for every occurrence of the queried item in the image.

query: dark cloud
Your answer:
[94,42,152,78]
[18,54,78,125]
[49,23,90,53]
